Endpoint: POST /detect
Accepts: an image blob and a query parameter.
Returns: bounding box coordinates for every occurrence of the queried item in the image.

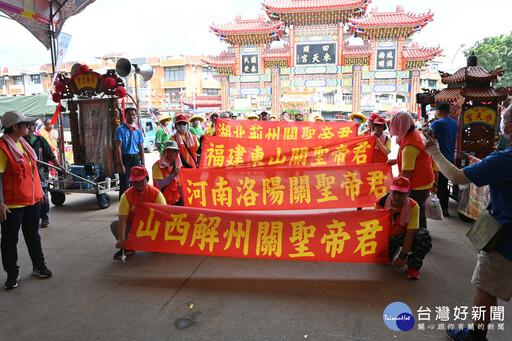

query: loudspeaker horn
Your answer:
[70,63,81,77]
[136,63,153,81]
[116,58,134,77]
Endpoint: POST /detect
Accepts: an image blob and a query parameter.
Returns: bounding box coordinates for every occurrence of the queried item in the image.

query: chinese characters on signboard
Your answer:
[376,49,396,70]
[242,54,259,74]
[296,43,336,65]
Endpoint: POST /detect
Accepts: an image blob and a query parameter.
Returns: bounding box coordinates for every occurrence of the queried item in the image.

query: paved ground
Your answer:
[0,153,511,340]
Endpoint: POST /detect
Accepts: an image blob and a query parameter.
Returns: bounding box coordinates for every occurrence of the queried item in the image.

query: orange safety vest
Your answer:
[124,185,162,223]
[374,135,389,163]
[0,139,43,206]
[376,194,418,236]
[397,129,434,189]
[152,160,181,205]
[172,133,198,168]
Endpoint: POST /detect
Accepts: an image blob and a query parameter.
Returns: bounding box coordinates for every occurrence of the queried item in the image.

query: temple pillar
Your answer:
[409,70,420,113]
[221,75,230,111]
[271,67,280,115]
[352,65,362,113]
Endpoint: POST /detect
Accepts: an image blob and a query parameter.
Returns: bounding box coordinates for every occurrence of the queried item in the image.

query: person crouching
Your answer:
[110,166,166,259]
[375,176,432,280]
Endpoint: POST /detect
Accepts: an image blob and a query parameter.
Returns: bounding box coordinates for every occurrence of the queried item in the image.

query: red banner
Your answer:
[125,204,391,263]
[181,163,392,210]
[199,135,376,169]
[216,119,358,140]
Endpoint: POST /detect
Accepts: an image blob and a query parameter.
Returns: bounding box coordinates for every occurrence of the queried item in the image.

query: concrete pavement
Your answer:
[0,158,511,340]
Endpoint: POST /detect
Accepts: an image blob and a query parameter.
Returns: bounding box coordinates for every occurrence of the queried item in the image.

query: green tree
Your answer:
[463,32,512,87]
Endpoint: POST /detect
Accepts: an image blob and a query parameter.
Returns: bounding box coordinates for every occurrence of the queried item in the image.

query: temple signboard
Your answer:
[296,43,336,65]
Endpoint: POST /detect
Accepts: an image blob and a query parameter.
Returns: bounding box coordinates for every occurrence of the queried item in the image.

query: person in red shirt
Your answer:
[110,166,166,259]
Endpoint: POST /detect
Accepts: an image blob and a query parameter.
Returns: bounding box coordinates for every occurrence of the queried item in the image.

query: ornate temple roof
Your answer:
[210,14,285,45]
[402,43,441,60]
[434,87,509,103]
[201,51,236,68]
[182,95,222,108]
[348,5,433,39]
[262,0,371,26]
[343,41,371,56]
[262,45,291,60]
[439,66,507,84]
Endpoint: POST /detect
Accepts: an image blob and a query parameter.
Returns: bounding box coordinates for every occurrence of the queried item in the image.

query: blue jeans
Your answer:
[119,154,141,199]
[40,185,49,220]
[1,202,45,275]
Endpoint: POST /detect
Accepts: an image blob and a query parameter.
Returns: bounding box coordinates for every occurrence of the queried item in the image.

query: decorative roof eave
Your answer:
[440,66,507,84]
[349,5,433,28]
[182,95,222,108]
[201,51,236,68]
[263,0,370,14]
[262,45,291,60]
[210,14,285,45]
[263,0,370,26]
[402,44,442,61]
[348,5,433,39]
[343,41,371,57]
[433,87,509,103]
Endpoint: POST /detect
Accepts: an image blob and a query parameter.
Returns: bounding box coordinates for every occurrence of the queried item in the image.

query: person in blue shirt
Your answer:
[430,102,459,216]
[426,104,512,341]
[115,108,145,199]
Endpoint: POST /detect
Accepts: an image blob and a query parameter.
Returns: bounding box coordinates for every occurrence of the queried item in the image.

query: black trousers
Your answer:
[119,154,141,199]
[410,189,429,229]
[437,172,450,211]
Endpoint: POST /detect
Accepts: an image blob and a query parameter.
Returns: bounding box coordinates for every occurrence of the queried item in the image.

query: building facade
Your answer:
[1,55,221,112]
[202,1,442,119]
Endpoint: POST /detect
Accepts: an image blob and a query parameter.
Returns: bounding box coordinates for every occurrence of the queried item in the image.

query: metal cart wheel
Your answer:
[97,194,111,209]
[50,191,66,206]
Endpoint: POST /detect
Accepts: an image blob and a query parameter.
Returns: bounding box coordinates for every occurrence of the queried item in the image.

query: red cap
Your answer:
[373,117,387,125]
[390,176,410,193]
[368,112,381,121]
[175,114,188,123]
[129,166,148,182]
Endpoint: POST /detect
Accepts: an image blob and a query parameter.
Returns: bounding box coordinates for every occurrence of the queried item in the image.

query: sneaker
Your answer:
[41,218,50,227]
[407,267,420,280]
[32,266,52,278]
[5,273,20,290]
[446,328,487,341]
[113,249,135,259]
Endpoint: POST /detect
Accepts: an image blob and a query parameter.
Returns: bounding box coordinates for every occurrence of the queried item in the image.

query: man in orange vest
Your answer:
[110,166,166,259]
[0,110,52,289]
[172,114,199,168]
[152,141,182,205]
[375,176,432,280]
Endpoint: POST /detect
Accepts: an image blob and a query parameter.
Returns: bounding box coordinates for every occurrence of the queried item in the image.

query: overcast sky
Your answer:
[0,0,511,70]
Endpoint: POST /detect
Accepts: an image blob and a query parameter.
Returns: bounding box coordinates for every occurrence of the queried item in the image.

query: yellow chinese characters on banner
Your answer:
[126,203,392,263]
[216,119,358,140]
[200,135,376,169]
[462,106,498,129]
[181,163,392,211]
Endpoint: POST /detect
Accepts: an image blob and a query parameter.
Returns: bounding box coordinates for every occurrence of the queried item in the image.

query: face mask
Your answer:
[500,119,511,139]
[176,124,187,132]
